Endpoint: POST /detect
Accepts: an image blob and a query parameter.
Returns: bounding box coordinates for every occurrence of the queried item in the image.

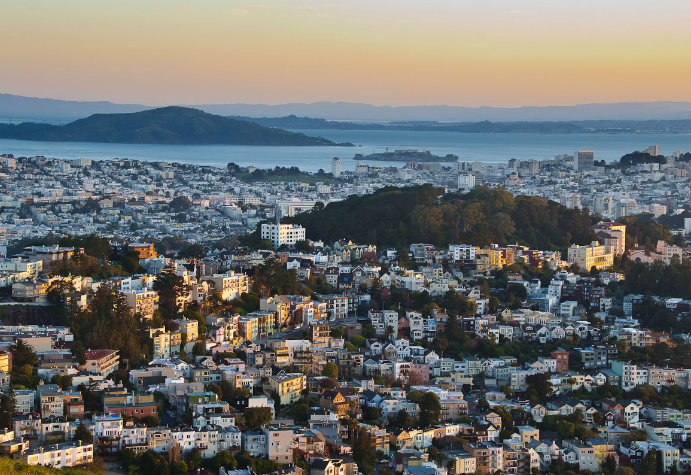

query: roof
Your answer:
[85,349,117,360]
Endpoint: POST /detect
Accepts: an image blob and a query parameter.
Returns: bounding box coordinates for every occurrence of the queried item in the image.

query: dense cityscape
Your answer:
[3,1,691,475]
[1,144,691,475]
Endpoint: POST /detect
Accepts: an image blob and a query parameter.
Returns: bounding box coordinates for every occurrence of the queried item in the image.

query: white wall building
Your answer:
[260,223,306,248]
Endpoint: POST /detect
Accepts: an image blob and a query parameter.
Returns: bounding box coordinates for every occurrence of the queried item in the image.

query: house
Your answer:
[310,458,358,475]
[321,388,359,418]
[268,373,306,405]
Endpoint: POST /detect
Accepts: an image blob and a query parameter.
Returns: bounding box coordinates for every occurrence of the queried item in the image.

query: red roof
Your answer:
[85,349,118,360]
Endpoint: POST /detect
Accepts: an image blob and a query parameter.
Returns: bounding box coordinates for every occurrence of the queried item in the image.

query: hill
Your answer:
[284,185,597,250]
[0,106,349,146]
[5,93,691,121]
[229,115,583,133]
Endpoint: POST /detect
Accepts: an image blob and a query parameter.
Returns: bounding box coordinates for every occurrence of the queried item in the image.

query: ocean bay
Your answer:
[1,129,691,173]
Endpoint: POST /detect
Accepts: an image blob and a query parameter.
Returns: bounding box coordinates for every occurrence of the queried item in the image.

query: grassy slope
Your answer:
[0,458,98,475]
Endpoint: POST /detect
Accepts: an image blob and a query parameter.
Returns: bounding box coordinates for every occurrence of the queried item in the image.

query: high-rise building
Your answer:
[331,157,341,177]
[644,145,661,157]
[458,173,475,193]
[574,150,594,171]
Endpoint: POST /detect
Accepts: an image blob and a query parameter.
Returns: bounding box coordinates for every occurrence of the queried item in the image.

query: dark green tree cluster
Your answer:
[153,266,191,317]
[251,258,300,296]
[624,261,691,300]
[243,407,273,429]
[618,215,681,251]
[177,244,205,259]
[0,391,16,429]
[286,185,596,250]
[406,390,441,427]
[349,422,377,475]
[618,151,666,167]
[9,339,40,387]
[540,410,598,440]
[69,283,146,366]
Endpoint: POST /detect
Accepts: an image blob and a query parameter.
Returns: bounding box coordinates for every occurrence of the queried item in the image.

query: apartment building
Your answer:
[202,271,249,301]
[567,242,614,271]
[121,289,159,319]
[82,349,119,376]
[268,373,306,405]
[260,223,306,248]
[21,440,93,468]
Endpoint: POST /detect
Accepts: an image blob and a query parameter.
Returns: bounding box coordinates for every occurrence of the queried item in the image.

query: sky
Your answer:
[3,0,691,107]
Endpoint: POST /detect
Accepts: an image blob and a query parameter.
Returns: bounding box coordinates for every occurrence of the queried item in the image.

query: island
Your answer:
[353,149,458,162]
[0,106,353,146]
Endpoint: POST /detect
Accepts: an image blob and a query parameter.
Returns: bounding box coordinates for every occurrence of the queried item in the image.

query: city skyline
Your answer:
[3,0,691,107]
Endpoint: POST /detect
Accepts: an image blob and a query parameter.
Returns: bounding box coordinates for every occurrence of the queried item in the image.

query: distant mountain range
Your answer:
[3,93,691,122]
[0,106,347,146]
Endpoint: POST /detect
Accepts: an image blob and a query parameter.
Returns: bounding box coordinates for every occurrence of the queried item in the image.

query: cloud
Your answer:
[316,12,330,18]
[228,8,249,15]
[253,3,269,8]
[502,9,523,16]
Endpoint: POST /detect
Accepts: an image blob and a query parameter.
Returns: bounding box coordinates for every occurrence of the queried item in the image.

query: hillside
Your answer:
[229,115,583,133]
[0,106,349,146]
[284,185,597,250]
[0,458,96,475]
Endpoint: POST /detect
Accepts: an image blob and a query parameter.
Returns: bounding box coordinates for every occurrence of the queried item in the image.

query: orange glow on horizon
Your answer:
[3,0,691,107]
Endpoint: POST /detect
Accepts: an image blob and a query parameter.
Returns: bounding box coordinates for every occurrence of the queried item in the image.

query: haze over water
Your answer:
[1,129,691,173]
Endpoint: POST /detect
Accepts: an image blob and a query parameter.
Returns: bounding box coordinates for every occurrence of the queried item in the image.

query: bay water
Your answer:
[1,129,691,173]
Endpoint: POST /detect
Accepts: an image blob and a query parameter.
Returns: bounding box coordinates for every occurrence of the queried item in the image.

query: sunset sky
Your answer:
[3,0,691,107]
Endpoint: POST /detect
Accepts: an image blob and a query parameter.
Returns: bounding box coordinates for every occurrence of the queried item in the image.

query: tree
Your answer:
[138,450,171,475]
[178,244,205,259]
[244,407,272,429]
[362,324,376,339]
[638,449,657,475]
[295,240,311,253]
[603,454,618,475]
[407,390,441,427]
[0,390,16,429]
[446,315,462,340]
[10,339,39,372]
[352,425,377,475]
[526,372,553,403]
[480,280,490,299]
[322,362,339,378]
[350,335,367,348]
[170,195,192,212]
[507,292,523,310]
[615,467,635,475]
[192,342,206,357]
[69,283,144,366]
[74,421,92,444]
[72,341,87,365]
[435,338,448,356]
[392,409,413,428]
[47,279,75,306]
[51,374,73,390]
[153,266,191,316]
[211,450,237,471]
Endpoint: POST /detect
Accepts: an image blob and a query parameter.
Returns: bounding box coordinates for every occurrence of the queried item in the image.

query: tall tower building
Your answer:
[644,145,660,157]
[574,150,594,171]
[331,157,341,177]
